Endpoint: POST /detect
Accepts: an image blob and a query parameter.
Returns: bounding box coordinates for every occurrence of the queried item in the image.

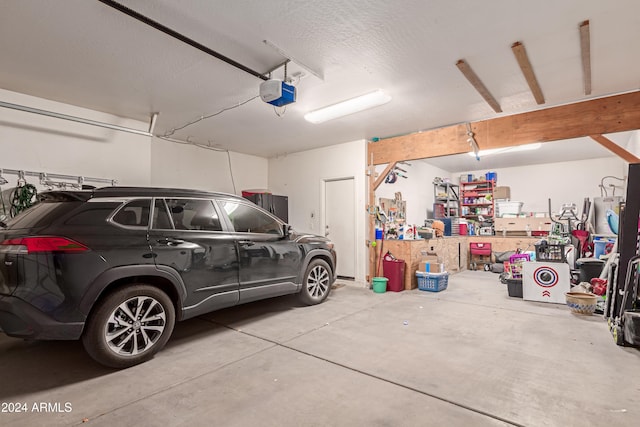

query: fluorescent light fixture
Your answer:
[467,142,542,158]
[304,90,391,124]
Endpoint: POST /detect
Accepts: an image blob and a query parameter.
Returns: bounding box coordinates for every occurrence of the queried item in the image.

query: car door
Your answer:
[148,197,239,318]
[216,198,302,303]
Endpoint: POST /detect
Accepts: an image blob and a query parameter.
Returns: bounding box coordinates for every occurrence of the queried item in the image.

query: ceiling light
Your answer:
[467,143,542,158]
[304,90,392,124]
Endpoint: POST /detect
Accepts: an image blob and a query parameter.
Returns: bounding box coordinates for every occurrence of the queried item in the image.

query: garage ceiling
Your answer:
[0,1,639,161]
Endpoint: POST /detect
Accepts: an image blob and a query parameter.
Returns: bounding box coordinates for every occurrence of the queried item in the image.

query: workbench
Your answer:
[378,236,539,290]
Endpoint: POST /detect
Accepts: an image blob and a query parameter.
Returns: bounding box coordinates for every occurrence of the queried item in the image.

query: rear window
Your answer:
[5,201,82,229]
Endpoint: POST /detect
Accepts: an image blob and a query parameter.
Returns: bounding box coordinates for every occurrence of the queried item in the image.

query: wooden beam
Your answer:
[373,161,397,190]
[590,134,640,163]
[367,154,377,283]
[455,59,502,113]
[580,20,592,95]
[511,41,545,105]
[368,91,640,165]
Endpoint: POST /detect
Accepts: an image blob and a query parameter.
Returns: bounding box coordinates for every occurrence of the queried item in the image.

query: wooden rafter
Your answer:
[455,59,502,113]
[580,20,592,95]
[368,91,640,165]
[373,161,398,190]
[590,134,640,163]
[511,41,545,105]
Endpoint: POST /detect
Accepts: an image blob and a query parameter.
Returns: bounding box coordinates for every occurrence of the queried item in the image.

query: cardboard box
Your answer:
[494,186,511,200]
[419,261,445,273]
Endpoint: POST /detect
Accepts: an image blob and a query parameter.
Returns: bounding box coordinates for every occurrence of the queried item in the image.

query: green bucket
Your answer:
[372,277,388,293]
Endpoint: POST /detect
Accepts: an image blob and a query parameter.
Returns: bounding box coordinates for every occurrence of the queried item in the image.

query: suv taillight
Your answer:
[0,237,89,254]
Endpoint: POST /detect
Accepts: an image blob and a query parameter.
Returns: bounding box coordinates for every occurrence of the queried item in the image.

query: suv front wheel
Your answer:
[82,284,176,368]
[298,259,332,305]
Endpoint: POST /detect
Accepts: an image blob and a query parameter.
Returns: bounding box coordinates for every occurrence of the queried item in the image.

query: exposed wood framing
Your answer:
[580,20,592,95]
[369,91,640,165]
[590,134,640,163]
[511,41,545,105]
[455,59,502,113]
[373,161,397,190]
[366,154,376,283]
[365,91,640,282]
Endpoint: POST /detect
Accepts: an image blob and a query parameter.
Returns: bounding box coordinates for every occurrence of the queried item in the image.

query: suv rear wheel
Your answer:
[298,259,332,305]
[82,284,175,368]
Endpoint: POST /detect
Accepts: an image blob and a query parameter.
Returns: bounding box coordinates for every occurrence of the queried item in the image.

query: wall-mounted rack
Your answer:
[0,167,116,189]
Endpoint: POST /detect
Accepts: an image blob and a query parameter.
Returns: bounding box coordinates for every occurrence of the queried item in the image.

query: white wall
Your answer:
[268,140,367,282]
[465,157,627,214]
[150,137,268,194]
[625,130,640,157]
[0,88,151,187]
[0,88,268,196]
[375,161,452,225]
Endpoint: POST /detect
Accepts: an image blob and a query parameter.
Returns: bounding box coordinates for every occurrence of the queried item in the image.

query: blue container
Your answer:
[593,238,615,259]
[485,171,497,182]
[417,271,448,292]
[375,228,383,240]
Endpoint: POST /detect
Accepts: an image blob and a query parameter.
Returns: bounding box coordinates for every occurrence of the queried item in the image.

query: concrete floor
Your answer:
[1,270,639,426]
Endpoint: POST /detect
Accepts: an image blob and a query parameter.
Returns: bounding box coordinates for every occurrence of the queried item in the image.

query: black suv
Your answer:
[0,187,336,368]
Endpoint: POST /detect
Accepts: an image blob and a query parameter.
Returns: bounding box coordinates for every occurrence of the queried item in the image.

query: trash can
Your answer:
[576,258,606,283]
[383,259,405,292]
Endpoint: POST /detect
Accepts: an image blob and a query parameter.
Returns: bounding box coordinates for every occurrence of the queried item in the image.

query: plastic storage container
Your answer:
[506,279,523,298]
[593,237,615,259]
[535,242,566,262]
[496,201,523,216]
[383,259,405,292]
[416,271,449,292]
[372,277,388,293]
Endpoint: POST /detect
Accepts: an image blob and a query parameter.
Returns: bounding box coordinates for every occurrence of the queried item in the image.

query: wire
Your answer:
[163,95,260,137]
[274,105,287,117]
[156,136,238,194]
[226,151,237,194]
[157,136,227,151]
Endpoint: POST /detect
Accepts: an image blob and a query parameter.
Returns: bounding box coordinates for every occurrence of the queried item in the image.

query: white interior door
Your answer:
[325,178,356,279]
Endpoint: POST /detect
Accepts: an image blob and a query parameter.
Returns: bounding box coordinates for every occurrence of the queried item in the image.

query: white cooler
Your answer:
[522,262,571,304]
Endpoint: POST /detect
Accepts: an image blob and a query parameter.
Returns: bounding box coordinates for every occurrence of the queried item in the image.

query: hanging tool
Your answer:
[10,172,37,217]
[466,123,480,161]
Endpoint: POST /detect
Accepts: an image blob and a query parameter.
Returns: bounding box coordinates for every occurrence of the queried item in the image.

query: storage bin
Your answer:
[593,237,615,259]
[535,242,566,262]
[416,271,448,292]
[496,201,523,216]
[383,259,405,292]
[506,279,523,298]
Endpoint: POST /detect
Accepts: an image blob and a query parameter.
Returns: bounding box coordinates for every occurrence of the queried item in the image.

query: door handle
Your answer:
[157,237,185,246]
[238,240,255,247]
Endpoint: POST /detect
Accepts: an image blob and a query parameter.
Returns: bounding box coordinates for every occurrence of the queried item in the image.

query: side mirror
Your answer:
[282,224,292,237]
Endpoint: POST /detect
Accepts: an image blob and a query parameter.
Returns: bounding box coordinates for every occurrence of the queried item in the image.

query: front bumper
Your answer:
[0,294,83,340]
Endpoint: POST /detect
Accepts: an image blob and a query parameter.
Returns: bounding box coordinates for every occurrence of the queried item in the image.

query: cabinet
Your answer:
[243,193,289,222]
[460,181,494,220]
[433,182,459,218]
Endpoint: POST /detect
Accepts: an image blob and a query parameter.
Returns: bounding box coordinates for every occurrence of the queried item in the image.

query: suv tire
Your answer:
[82,284,176,368]
[298,259,332,305]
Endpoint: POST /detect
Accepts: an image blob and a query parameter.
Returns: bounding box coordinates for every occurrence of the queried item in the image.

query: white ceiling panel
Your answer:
[0,0,638,158]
